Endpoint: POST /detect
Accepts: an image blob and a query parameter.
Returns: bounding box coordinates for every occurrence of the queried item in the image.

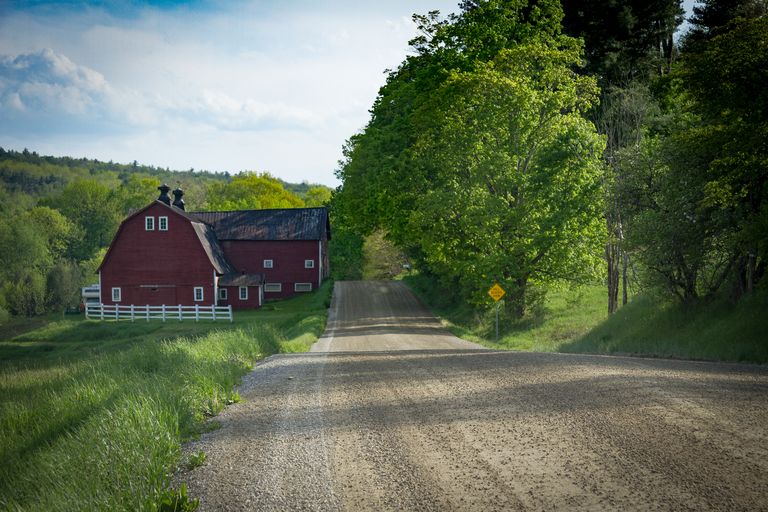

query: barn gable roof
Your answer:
[190,207,330,241]
[97,200,234,275]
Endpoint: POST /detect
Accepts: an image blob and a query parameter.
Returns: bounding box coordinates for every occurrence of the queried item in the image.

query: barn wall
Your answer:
[221,240,322,299]
[100,203,216,307]
[217,285,261,310]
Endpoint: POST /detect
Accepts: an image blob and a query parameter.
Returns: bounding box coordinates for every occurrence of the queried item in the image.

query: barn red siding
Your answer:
[100,203,216,307]
[217,285,261,310]
[221,240,324,299]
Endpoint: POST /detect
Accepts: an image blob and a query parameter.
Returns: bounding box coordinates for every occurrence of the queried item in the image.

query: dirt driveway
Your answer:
[179,281,768,511]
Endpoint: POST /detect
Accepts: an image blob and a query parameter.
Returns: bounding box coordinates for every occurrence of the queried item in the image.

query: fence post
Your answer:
[100,304,104,321]
[195,304,199,322]
[178,304,182,321]
[146,305,150,322]
[212,305,216,321]
[229,305,233,322]
[130,304,135,322]
[162,304,166,322]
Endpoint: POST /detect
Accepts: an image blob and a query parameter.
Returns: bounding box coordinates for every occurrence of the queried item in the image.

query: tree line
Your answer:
[332,0,767,317]
[0,149,331,319]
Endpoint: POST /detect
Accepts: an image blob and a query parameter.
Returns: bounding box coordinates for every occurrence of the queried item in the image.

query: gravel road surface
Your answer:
[178,281,768,511]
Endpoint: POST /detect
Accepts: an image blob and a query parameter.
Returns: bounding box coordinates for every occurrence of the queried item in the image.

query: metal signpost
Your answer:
[488,283,505,342]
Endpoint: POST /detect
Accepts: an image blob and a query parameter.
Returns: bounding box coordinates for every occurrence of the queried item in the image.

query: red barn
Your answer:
[97,185,330,310]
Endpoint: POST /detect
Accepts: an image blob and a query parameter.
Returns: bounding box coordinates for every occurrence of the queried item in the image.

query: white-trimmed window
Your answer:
[112,287,122,302]
[264,283,282,293]
[295,283,312,293]
[263,259,273,269]
[194,287,204,302]
[239,286,248,300]
[158,216,168,231]
[145,216,155,231]
[305,259,315,269]
[219,288,227,300]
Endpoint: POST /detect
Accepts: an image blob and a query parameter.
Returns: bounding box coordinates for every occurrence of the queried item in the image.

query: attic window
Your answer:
[145,216,155,231]
[158,216,168,231]
[263,259,274,269]
[305,259,315,269]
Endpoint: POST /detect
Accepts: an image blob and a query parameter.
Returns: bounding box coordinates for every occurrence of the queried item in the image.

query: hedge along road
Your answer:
[178,281,768,511]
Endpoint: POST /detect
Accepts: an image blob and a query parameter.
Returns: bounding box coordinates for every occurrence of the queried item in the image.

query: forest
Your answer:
[333,0,768,320]
[0,148,331,320]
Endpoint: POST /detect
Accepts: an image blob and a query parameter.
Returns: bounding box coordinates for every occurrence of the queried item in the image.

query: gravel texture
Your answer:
[177,281,768,511]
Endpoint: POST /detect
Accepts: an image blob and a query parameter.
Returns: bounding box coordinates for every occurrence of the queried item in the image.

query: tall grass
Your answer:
[0,283,331,511]
[405,273,768,363]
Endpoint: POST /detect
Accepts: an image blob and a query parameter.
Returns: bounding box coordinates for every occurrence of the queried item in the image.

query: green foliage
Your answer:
[186,451,207,470]
[159,484,200,512]
[335,1,606,317]
[362,230,407,280]
[205,172,304,210]
[0,282,331,510]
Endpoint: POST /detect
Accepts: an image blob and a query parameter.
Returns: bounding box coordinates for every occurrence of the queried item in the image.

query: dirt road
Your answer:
[179,281,768,511]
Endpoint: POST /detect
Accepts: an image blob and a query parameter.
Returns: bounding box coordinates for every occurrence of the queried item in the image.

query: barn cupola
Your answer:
[172,187,185,210]
[157,183,171,205]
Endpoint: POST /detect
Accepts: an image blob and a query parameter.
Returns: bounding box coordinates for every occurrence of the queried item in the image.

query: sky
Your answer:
[0,0,461,186]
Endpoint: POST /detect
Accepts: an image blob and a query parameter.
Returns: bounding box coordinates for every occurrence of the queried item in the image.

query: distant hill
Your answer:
[0,147,330,206]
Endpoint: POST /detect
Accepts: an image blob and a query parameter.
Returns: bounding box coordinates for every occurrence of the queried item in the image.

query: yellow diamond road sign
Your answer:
[488,283,505,302]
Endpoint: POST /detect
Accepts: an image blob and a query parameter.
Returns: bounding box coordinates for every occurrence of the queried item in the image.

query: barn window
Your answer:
[158,216,168,231]
[239,286,248,300]
[264,283,282,293]
[112,287,121,302]
[263,259,273,269]
[305,259,315,269]
[194,287,204,302]
[145,216,155,231]
[219,288,227,300]
[294,283,312,293]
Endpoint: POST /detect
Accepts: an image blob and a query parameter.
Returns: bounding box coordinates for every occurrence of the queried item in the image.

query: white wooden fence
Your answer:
[85,303,233,322]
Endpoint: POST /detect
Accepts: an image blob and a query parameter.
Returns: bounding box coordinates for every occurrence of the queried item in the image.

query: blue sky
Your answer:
[0,0,461,185]
[0,1,696,186]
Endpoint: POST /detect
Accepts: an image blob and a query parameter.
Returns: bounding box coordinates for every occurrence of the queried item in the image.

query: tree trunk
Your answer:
[507,277,527,319]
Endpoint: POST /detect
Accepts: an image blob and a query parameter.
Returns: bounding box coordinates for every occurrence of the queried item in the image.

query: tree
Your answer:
[402,41,605,316]
[303,186,332,207]
[42,179,120,261]
[678,15,768,296]
[205,172,304,211]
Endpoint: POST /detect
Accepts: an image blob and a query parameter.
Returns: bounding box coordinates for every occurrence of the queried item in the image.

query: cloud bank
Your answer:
[0,1,460,185]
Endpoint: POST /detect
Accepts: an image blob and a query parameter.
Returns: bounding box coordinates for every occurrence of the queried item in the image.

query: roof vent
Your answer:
[172,187,185,210]
[157,183,171,205]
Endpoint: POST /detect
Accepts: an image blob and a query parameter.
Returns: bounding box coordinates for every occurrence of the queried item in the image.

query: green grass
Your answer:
[404,274,768,364]
[0,282,332,511]
[565,289,768,363]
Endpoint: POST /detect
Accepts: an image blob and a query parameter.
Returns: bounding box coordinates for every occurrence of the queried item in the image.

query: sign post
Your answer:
[487,283,505,342]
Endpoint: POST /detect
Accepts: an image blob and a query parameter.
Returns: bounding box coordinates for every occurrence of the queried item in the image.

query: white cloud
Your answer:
[0,1,460,185]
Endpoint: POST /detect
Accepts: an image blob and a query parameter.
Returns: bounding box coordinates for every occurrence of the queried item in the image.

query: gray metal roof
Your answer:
[190,222,235,275]
[219,273,265,287]
[190,207,330,241]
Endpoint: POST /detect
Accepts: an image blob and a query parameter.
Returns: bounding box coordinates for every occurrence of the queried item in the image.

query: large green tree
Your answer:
[205,172,303,211]
[404,41,605,316]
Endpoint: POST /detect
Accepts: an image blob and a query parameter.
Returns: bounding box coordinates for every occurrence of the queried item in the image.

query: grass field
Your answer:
[0,282,331,511]
[404,274,768,364]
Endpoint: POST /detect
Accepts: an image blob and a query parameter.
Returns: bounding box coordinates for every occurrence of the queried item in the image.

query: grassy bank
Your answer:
[404,274,768,364]
[0,282,331,511]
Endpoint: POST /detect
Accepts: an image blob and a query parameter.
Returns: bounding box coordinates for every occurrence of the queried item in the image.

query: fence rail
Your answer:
[85,303,233,322]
